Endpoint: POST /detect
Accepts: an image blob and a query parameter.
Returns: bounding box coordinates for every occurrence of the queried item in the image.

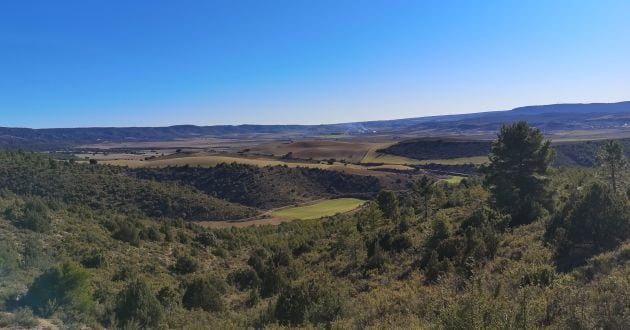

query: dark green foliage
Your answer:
[23,263,93,317]
[596,140,627,192]
[413,176,434,221]
[228,268,261,291]
[377,190,399,219]
[521,265,555,287]
[20,200,51,232]
[156,286,180,311]
[274,280,343,326]
[172,255,199,274]
[112,222,141,246]
[547,183,630,270]
[260,267,288,298]
[194,232,217,247]
[481,121,555,225]
[182,278,224,312]
[131,163,381,209]
[115,279,163,329]
[81,250,106,269]
[425,250,449,283]
[22,240,45,269]
[0,151,254,221]
[380,139,490,160]
[0,241,19,277]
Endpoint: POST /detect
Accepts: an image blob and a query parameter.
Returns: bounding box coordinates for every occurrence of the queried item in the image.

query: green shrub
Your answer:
[228,268,261,291]
[172,255,199,274]
[547,183,630,270]
[112,223,141,246]
[182,278,224,312]
[23,263,93,317]
[274,280,343,326]
[20,200,51,233]
[115,279,163,329]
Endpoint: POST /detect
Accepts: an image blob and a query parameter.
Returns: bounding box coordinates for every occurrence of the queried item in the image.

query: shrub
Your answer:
[115,279,163,329]
[172,255,199,274]
[547,183,630,270]
[182,278,224,312]
[228,268,261,291]
[0,307,39,328]
[274,280,343,326]
[112,223,141,246]
[23,263,93,317]
[21,200,51,233]
[81,250,107,269]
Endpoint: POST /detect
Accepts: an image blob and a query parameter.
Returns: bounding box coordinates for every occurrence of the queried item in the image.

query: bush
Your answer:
[112,223,141,246]
[23,263,93,317]
[0,307,39,328]
[81,250,106,269]
[228,268,261,291]
[115,279,164,329]
[274,280,343,326]
[20,200,51,233]
[182,278,224,312]
[172,255,199,274]
[547,183,630,270]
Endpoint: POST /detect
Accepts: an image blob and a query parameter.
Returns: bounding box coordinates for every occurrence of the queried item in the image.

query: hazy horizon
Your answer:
[2,1,629,128]
[2,99,629,130]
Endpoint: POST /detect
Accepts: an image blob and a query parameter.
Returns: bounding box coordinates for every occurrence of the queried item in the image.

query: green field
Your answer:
[444,175,464,184]
[271,198,366,220]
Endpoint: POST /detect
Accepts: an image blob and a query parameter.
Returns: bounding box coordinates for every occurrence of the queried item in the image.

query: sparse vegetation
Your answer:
[0,122,629,328]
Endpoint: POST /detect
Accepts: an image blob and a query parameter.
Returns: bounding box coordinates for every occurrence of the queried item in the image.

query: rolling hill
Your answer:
[2,101,630,150]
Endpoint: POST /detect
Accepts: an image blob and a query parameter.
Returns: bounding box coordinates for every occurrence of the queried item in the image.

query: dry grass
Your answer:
[249,140,373,163]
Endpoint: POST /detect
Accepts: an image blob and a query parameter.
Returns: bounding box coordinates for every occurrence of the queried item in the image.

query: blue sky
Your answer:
[1,1,629,128]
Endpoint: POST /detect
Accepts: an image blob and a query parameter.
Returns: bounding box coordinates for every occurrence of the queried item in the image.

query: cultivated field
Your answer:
[199,198,367,228]
[249,140,374,162]
[270,198,366,220]
[98,154,396,176]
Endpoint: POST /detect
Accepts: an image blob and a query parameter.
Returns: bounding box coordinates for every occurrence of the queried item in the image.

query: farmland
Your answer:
[270,198,366,220]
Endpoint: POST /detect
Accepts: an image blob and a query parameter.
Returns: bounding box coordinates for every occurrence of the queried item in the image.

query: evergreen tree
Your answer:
[182,278,224,312]
[481,121,555,225]
[115,279,164,329]
[596,140,627,192]
[23,263,93,317]
[376,190,399,220]
[413,176,434,221]
[546,182,630,270]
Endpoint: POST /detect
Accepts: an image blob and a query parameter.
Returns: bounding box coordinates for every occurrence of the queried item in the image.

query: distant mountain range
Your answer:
[2,101,630,150]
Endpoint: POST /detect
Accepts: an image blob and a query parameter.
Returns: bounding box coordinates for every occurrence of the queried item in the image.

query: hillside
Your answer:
[1,149,629,328]
[130,163,381,209]
[0,151,255,221]
[2,101,630,150]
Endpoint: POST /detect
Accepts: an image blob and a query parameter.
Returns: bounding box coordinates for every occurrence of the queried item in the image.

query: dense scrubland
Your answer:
[0,122,629,329]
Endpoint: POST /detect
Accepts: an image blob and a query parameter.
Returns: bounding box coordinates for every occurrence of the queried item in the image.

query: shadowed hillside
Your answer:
[130,163,381,209]
[0,151,255,221]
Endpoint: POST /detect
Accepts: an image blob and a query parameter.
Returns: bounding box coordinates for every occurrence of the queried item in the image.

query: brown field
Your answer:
[249,140,374,163]
[98,153,393,176]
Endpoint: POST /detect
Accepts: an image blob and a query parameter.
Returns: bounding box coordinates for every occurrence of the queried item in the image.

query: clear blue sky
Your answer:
[1,1,629,128]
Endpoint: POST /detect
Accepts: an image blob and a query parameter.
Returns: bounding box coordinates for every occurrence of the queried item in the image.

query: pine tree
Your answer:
[481,121,555,225]
[596,140,627,192]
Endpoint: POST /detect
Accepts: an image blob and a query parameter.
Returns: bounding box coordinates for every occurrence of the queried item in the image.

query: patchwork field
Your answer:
[249,140,373,162]
[98,154,396,176]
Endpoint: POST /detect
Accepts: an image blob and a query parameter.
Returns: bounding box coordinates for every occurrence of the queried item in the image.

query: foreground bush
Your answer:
[115,279,163,329]
[22,263,93,317]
